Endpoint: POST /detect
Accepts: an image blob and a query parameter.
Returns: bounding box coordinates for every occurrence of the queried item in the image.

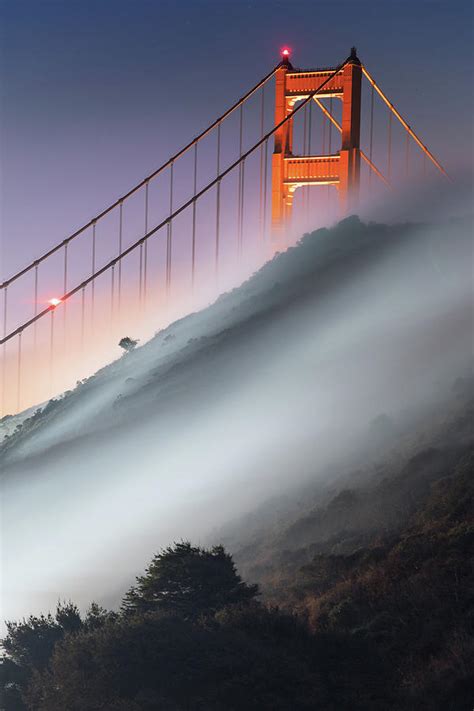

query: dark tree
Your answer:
[24,607,383,711]
[1,602,116,710]
[2,602,81,671]
[121,541,259,618]
[118,336,138,352]
[0,657,29,711]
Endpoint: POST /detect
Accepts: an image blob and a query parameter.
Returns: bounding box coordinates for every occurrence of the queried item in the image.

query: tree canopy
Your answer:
[121,541,259,618]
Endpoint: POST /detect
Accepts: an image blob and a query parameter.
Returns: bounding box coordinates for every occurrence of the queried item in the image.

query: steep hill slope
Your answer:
[1,215,472,625]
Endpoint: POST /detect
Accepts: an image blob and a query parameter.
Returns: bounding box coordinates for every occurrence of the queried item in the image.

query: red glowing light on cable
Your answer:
[48,298,62,307]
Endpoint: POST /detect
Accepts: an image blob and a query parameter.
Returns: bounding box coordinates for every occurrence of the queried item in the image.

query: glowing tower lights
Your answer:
[281,47,291,65]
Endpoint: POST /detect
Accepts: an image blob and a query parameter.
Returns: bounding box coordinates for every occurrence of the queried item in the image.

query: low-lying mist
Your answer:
[1,184,472,626]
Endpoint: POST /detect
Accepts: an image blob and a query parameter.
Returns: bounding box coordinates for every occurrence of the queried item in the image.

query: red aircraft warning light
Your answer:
[48,298,62,307]
[281,48,290,57]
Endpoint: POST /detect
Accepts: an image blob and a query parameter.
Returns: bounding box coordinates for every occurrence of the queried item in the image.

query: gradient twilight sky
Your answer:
[1,0,472,282]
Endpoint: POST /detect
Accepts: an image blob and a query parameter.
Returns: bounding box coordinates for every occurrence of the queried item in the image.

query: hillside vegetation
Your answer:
[2,387,472,710]
[2,216,472,709]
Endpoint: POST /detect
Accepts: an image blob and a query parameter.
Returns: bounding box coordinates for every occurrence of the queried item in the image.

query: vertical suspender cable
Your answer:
[237,104,244,255]
[49,308,55,397]
[2,286,7,415]
[166,161,174,294]
[118,202,123,312]
[139,242,143,307]
[303,104,308,144]
[192,142,198,289]
[328,98,333,152]
[144,181,149,306]
[259,85,265,240]
[91,222,96,330]
[1,343,4,416]
[369,85,375,189]
[239,159,246,255]
[138,183,148,308]
[405,130,410,176]
[169,163,174,289]
[81,287,85,352]
[322,110,328,216]
[307,99,312,220]
[308,97,313,152]
[16,331,22,412]
[328,97,333,200]
[387,110,392,182]
[63,243,68,346]
[303,103,308,212]
[33,263,38,348]
[3,286,7,340]
[263,138,268,240]
[215,122,221,275]
[63,244,68,301]
[111,264,115,324]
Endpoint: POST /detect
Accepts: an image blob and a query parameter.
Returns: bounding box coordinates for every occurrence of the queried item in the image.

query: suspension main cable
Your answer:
[360,152,391,188]
[1,57,350,346]
[0,65,279,291]
[362,66,450,179]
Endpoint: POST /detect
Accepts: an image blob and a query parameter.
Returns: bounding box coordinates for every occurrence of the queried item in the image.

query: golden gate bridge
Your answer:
[0,48,448,417]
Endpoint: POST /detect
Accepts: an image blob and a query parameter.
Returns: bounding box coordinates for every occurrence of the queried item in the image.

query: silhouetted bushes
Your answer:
[2,431,473,709]
[2,545,390,711]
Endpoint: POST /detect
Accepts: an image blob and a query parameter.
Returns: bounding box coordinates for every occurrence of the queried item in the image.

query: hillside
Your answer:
[2,394,472,710]
[1,214,473,710]
[1,215,472,627]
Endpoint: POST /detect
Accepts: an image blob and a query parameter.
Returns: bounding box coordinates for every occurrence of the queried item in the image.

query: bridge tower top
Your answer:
[271,47,362,240]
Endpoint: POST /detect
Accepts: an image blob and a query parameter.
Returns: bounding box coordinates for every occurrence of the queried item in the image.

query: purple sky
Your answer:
[1,0,472,278]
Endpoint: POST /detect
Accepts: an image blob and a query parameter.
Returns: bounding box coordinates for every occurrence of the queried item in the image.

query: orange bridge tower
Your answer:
[271,47,362,238]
